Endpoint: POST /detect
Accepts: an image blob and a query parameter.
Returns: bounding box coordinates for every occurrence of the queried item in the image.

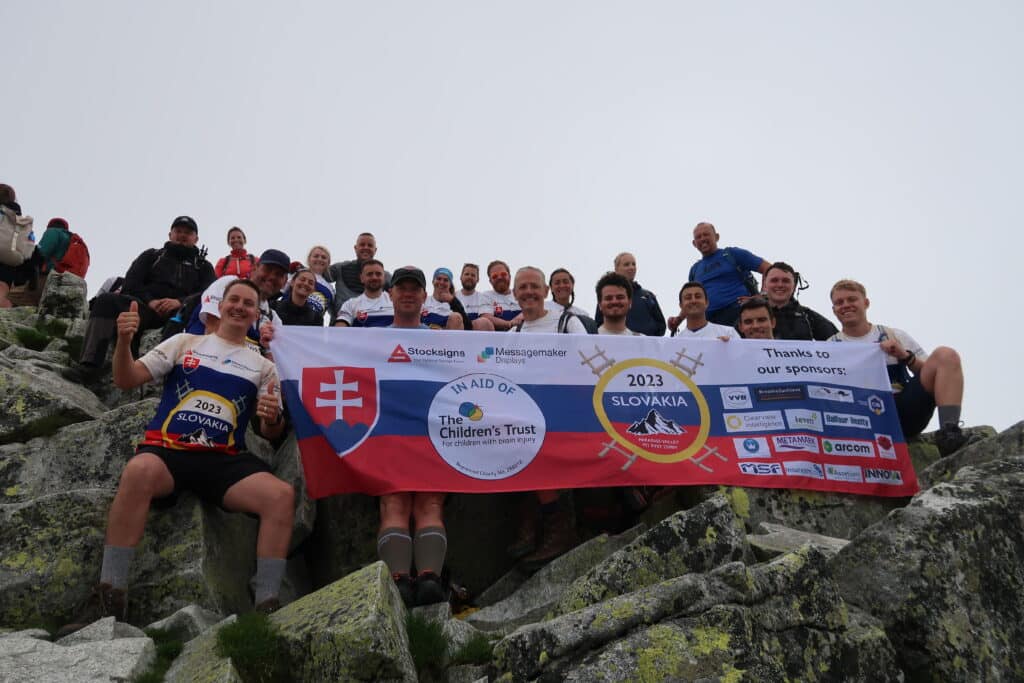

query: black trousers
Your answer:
[79,293,165,365]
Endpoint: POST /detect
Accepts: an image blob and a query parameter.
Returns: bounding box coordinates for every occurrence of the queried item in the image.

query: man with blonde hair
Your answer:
[828,279,967,456]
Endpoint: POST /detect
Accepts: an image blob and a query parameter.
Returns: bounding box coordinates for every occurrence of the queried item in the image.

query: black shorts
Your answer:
[137,445,272,509]
[894,375,935,438]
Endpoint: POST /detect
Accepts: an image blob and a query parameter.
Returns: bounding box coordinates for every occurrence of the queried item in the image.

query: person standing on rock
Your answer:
[376,267,451,607]
[66,279,293,630]
[595,252,666,337]
[508,266,586,567]
[828,278,968,456]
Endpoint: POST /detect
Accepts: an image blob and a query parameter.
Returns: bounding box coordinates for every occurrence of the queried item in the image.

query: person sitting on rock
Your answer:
[65,279,293,632]
[828,278,968,456]
[79,216,216,367]
[271,267,324,326]
[377,267,451,607]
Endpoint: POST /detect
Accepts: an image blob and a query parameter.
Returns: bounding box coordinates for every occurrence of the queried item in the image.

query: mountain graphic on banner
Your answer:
[179,428,214,447]
[627,409,685,435]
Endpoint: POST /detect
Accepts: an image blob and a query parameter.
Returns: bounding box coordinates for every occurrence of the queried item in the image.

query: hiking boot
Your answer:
[414,571,449,606]
[393,573,416,607]
[521,507,577,568]
[57,583,128,638]
[935,424,969,457]
[254,597,281,614]
[506,498,539,559]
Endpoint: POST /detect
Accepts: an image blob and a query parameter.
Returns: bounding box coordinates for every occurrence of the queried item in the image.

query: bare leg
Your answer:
[222,473,295,558]
[917,346,964,406]
[0,281,12,309]
[105,453,175,547]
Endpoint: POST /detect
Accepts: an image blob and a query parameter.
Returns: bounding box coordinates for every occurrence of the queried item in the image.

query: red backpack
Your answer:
[56,233,90,278]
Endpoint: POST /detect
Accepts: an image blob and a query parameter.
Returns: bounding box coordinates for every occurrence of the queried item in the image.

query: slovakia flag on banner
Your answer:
[271,327,919,499]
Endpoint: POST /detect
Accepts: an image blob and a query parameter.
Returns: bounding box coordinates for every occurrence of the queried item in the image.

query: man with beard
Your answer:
[479,260,521,331]
[187,248,291,352]
[334,259,394,328]
[595,272,641,335]
[327,232,392,315]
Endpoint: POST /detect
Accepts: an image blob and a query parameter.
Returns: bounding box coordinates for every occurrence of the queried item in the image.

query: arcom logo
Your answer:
[477,347,494,364]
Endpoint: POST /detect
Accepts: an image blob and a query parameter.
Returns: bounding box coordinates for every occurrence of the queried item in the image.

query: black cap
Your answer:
[171,215,199,233]
[392,266,426,289]
[258,248,291,271]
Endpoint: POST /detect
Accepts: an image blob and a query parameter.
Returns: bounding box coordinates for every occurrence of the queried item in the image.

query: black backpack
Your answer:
[515,309,597,334]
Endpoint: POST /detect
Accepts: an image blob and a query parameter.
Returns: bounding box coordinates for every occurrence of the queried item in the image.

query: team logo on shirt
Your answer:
[357,310,369,322]
[301,366,380,457]
[182,350,201,372]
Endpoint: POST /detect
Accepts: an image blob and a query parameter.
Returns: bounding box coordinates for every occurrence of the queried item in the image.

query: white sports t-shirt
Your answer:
[456,290,486,318]
[675,321,737,339]
[829,325,927,366]
[514,310,587,334]
[598,325,642,335]
[338,291,394,327]
[480,290,521,321]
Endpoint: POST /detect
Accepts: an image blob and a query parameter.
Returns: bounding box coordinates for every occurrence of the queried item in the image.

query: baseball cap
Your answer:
[171,215,199,233]
[433,267,454,282]
[258,249,291,271]
[392,266,426,289]
[47,217,69,230]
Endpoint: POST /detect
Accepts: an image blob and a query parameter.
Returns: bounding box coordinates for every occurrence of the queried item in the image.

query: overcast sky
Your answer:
[4,2,1020,431]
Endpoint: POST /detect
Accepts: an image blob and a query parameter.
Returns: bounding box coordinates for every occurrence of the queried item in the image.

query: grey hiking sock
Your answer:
[251,557,287,605]
[377,527,413,575]
[100,545,135,590]
[937,405,962,428]
[413,526,448,575]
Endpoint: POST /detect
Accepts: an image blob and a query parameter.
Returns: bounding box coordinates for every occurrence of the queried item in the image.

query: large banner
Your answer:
[272,327,919,499]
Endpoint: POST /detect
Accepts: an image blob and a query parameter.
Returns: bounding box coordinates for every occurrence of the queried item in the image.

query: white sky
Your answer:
[4,2,1020,431]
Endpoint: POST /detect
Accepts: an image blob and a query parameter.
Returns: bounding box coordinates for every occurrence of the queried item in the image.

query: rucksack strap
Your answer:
[557,309,575,333]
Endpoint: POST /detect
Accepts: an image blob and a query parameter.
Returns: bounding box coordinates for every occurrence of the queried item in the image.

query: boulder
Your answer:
[145,604,224,643]
[164,614,243,683]
[0,399,157,504]
[55,616,146,645]
[495,545,901,681]
[0,634,154,683]
[0,308,39,352]
[747,521,850,561]
[684,483,906,540]
[468,526,643,632]
[411,601,486,654]
[37,271,88,321]
[918,421,1022,489]
[831,455,1024,681]
[0,359,107,444]
[271,561,416,681]
[552,495,748,616]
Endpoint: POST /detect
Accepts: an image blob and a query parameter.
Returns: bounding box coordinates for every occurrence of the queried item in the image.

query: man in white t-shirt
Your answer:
[479,260,521,331]
[828,279,967,456]
[669,282,736,340]
[334,259,394,328]
[509,266,584,566]
[595,272,641,335]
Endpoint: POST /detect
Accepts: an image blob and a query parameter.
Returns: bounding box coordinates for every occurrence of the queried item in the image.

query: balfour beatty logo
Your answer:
[864,468,903,485]
[824,412,872,429]
[822,438,875,457]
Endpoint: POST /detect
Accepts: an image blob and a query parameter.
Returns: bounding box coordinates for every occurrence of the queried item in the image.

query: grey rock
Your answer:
[468,526,643,632]
[272,561,416,681]
[918,421,1023,489]
[552,495,748,616]
[257,432,315,552]
[0,635,154,682]
[446,664,489,683]
[0,360,107,443]
[37,271,88,320]
[164,614,241,683]
[496,545,901,681]
[831,455,1024,681]
[0,399,157,503]
[55,616,145,645]
[411,601,487,655]
[684,482,906,540]
[747,521,850,561]
[145,604,224,643]
[0,628,50,640]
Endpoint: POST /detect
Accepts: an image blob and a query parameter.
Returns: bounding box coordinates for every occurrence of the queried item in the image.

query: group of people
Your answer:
[40,206,967,626]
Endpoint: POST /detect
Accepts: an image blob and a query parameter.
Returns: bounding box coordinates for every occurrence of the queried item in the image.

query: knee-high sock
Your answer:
[413,526,447,575]
[378,527,412,575]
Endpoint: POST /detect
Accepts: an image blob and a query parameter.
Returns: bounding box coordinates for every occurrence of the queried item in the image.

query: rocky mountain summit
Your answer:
[1,272,1021,682]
